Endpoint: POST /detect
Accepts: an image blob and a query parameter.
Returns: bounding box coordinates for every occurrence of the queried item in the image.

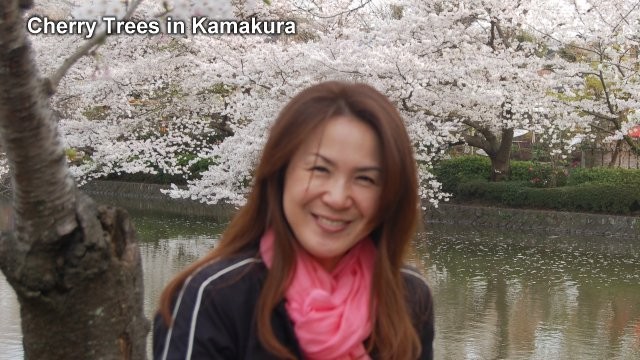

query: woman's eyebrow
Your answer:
[356,167,382,173]
[311,153,381,172]
[310,153,334,165]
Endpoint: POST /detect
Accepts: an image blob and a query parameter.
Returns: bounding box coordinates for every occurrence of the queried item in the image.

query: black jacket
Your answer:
[153,251,434,359]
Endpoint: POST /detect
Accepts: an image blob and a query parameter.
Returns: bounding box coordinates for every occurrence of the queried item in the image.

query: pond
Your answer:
[1,206,639,359]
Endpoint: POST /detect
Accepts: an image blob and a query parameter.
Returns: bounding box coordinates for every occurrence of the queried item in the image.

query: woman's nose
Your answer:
[321,178,353,209]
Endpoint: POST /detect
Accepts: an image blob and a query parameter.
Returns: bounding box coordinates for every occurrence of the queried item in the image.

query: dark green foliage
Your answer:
[567,167,640,186]
[509,161,568,187]
[104,172,188,185]
[434,156,569,191]
[508,161,533,181]
[456,180,640,214]
[176,153,215,175]
[434,157,640,215]
[456,180,530,206]
[104,153,216,185]
[433,156,491,192]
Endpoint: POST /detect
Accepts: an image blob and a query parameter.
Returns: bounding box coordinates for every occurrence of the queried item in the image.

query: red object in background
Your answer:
[629,124,640,138]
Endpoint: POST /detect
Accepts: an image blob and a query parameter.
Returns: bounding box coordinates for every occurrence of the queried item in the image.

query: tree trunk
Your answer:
[489,154,511,181]
[462,124,514,182]
[0,1,148,358]
[489,128,514,182]
[623,135,640,156]
[608,140,622,167]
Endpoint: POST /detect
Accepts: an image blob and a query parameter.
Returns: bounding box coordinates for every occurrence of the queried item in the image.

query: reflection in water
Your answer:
[1,213,639,359]
[0,277,21,360]
[416,225,640,360]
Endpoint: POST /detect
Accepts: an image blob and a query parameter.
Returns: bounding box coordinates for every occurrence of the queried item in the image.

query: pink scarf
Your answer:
[260,229,376,360]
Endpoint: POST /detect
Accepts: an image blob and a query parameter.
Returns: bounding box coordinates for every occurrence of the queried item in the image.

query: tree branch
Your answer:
[494,21,511,48]
[612,0,640,34]
[588,123,615,135]
[462,119,497,145]
[46,0,145,95]
[46,33,107,96]
[291,0,373,20]
[577,108,618,122]
[399,90,415,112]
[594,61,617,114]
[462,132,491,153]
[623,134,640,155]
[488,20,497,51]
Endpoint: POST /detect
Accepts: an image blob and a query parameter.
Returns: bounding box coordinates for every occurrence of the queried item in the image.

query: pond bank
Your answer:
[80,180,235,222]
[425,203,639,240]
[81,180,639,239]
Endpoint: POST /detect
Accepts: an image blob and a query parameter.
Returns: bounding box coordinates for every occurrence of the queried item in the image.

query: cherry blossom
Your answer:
[12,0,639,206]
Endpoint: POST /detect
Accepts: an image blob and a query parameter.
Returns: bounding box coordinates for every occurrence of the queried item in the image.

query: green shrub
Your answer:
[456,180,530,206]
[508,161,534,181]
[558,183,639,214]
[188,158,215,175]
[455,180,640,214]
[176,153,215,177]
[435,156,571,193]
[104,171,187,185]
[567,167,640,186]
[509,161,568,187]
[433,156,491,193]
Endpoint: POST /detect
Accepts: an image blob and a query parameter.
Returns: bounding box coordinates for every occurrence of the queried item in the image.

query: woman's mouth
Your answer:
[314,214,350,232]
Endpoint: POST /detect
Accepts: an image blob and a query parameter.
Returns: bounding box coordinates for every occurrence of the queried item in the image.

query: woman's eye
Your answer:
[357,175,376,185]
[310,166,329,173]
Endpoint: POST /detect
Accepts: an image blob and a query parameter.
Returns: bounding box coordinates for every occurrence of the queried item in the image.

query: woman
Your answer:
[154,81,434,359]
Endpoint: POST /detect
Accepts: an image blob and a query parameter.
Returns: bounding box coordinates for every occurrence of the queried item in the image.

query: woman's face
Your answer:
[283,115,382,271]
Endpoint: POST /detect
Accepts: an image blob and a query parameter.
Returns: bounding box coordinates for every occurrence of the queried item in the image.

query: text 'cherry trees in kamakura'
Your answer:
[25,0,640,205]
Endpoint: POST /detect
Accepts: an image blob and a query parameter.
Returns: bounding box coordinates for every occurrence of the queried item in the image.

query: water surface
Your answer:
[416,225,640,359]
[1,209,639,359]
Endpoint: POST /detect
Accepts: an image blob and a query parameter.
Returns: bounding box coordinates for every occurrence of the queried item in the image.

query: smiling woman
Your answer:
[153,81,434,360]
[283,115,382,272]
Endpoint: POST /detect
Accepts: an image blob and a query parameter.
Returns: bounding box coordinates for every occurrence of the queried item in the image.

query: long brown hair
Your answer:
[159,81,422,359]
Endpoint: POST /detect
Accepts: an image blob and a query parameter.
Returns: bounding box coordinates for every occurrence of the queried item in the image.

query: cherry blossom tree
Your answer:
[378,0,581,181]
[30,0,591,206]
[19,0,638,209]
[528,0,640,165]
[164,0,577,201]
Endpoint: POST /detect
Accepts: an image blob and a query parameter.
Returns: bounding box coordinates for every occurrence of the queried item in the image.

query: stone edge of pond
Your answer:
[425,202,639,240]
[80,180,639,239]
[80,180,236,222]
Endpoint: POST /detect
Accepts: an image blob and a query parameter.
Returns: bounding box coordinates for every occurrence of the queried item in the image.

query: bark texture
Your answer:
[489,128,514,182]
[0,1,148,358]
[462,121,514,182]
